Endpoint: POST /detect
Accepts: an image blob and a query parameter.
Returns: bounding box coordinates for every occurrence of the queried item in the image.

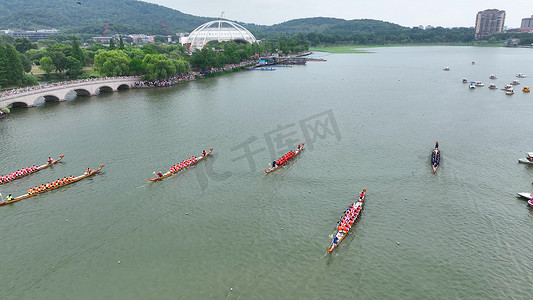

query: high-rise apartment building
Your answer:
[475,9,505,39]
[521,15,533,28]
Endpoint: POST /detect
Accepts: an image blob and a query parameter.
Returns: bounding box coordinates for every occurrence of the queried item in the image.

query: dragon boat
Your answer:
[148,148,213,181]
[328,187,366,253]
[1,164,104,206]
[264,143,304,174]
[0,154,64,185]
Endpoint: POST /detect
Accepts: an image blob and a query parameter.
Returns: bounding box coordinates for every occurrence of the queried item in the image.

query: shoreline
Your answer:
[310,43,506,53]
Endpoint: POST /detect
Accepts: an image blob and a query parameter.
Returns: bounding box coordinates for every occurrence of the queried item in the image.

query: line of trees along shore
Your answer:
[0,35,308,91]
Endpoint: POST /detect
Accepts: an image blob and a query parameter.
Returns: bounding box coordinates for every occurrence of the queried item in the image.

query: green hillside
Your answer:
[0,0,214,35]
[264,17,405,34]
[1,0,411,37]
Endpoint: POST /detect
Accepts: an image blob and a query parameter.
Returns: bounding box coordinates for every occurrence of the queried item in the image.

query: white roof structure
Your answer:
[180,20,257,50]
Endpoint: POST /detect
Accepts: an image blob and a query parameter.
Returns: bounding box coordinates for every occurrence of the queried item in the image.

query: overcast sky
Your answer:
[142,0,532,28]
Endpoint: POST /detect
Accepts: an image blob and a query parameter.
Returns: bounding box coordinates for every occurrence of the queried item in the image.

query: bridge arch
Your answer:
[98,85,114,93]
[43,95,61,102]
[72,88,92,97]
[9,101,30,108]
[117,84,131,90]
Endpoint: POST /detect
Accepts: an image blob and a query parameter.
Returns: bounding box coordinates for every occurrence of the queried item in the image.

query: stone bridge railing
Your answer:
[0,76,141,108]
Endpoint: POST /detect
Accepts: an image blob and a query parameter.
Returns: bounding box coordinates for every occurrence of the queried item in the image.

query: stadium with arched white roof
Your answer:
[180,20,257,50]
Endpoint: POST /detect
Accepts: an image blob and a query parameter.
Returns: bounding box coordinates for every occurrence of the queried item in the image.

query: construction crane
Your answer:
[161,19,172,43]
[101,22,110,44]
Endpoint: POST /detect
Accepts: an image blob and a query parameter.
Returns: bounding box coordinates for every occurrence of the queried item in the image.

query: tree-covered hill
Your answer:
[262,17,405,34]
[0,0,214,35]
[0,0,474,44]
[1,1,419,37]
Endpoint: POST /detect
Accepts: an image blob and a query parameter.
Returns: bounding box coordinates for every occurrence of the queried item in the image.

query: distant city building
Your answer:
[128,34,154,44]
[521,15,533,28]
[91,34,154,45]
[180,20,257,51]
[475,9,505,39]
[2,29,58,42]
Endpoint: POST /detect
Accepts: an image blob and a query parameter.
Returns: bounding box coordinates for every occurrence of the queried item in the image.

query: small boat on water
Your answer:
[475,81,484,87]
[488,84,497,89]
[0,164,104,206]
[431,141,440,174]
[469,82,476,89]
[265,143,304,173]
[328,187,366,253]
[489,74,497,79]
[511,80,520,85]
[518,153,533,164]
[249,67,276,71]
[462,78,468,83]
[148,148,213,181]
[506,89,514,95]
[517,192,533,199]
[523,86,530,93]
[517,73,527,78]
[0,155,64,185]
[443,67,450,71]
[502,85,513,91]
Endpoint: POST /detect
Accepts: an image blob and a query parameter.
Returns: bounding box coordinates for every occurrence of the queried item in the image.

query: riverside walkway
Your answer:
[0,76,140,108]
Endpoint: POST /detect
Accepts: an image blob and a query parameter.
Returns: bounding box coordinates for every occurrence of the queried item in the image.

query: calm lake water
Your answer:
[2,46,533,299]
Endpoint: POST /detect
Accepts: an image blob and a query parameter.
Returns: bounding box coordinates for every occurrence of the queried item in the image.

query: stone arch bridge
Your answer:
[0,77,141,108]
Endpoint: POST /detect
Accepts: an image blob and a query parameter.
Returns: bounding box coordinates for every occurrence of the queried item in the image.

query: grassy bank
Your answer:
[310,42,503,54]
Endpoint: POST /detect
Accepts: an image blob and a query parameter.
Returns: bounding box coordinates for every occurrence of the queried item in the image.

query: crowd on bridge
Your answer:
[0,76,140,99]
[133,60,256,88]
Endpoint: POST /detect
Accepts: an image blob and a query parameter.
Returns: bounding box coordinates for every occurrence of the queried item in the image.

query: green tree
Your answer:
[14,37,37,53]
[20,53,32,73]
[123,46,145,59]
[119,36,125,49]
[22,75,38,86]
[0,45,8,86]
[108,39,116,50]
[49,51,68,73]
[142,54,176,80]
[66,56,84,77]
[71,36,86,65]
[39,56,55,76]
[129,57,146,75]
[0,35,14,45]
[25,48,47,64]
[94,49,131,76]
[4,44,24,85]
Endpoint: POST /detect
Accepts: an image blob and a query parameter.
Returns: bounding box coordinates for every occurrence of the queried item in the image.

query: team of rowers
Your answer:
[336,192,364,233]
[0,165,38,183]
[26,176,76,195]
[272,145,301,168]
[159,150,207,177]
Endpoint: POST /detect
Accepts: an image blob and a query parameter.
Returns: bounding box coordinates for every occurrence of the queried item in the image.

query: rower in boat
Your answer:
[157,172,163,177]
[85,168,91,175]
[203,150,207,156]
[48,157,53,164]
[6,194,13,201]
